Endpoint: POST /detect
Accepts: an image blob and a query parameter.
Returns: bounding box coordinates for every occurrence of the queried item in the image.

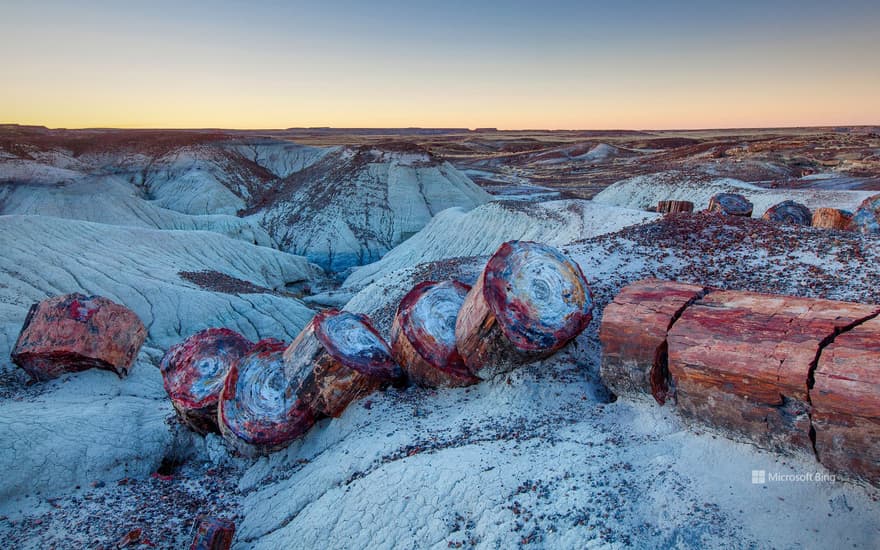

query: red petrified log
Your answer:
[667,291,879,452]
[190,515,235,550]
[218,339,315,456]
[848,193,880,234]
[706,192,753,217]
[598,279,707,404]
[283,310,403,417]
[812,315,880,484]
[160,328,254,434]
[761,200,812,225]
[811,207,853,230]
[455,241,593,380]
[656,200,694,214]
[11,293,147,381]
[391,280,478,388]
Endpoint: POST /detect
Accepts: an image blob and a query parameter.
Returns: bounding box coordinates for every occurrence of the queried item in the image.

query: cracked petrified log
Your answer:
[455,241,593,380]
[667,291,880,453]
[811,207,853,230]
[190,515,235,550]
[11,293,147,381]
[391,280,478,388]
[218,339,315,456]
[812,315,880,484]
[761,200,812,225]
[160,328,254,434]
[848,193,880,234]
[599,279,707,404]
[283,309,403,417]
[656,200,694,214]
[706,192,753,217]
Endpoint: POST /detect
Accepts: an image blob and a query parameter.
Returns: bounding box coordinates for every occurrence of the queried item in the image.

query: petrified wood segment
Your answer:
[848,193,880,234]
[218,339,315,456]
[455,241,593,380]
[160,328,253,434]
[190,515,235,550]
[761,200,812,226]
[283,310,402,418]
[599,279,707,404]
[391,280,478,388]
[656,200,694,214]
[11,293,147,381]
[811,207,853,230]
[667,291,879,452]
[706,192,753,217]
[812,315,880,484]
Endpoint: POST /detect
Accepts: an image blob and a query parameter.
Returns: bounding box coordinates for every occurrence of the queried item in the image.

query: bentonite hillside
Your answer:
[1,126,879,549]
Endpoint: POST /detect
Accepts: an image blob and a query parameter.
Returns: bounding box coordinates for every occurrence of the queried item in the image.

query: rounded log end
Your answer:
[848,193,880,234]
[481,241,593,354]
[392,280,478,388]
[811,207,853,230]
[218,339,315,456]
[761,200,812,225]
[707,193,753,217]
[313,309,402,383]
[160,328,253,434]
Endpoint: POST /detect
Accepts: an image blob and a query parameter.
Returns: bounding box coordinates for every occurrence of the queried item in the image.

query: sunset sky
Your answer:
[2,0,879,130]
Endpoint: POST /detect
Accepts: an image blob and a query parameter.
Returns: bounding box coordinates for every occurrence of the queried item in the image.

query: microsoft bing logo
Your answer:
[751,470,766,484]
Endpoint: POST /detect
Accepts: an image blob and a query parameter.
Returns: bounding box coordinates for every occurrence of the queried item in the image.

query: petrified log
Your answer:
[283,309,403,417]
[391,280,478,388]
[455,241,593,380]
[667,291,879,452]
[218,339,315,456]
[160,328,254,434]
[11,293,146,381]
[848,193,880,234]
[599,279,707,404]
[190,515,235,550]
[706,192,753,217]
[812,315,880,484]
[656,200,694,214]
[761,200,812,225]
[811,207,853,230]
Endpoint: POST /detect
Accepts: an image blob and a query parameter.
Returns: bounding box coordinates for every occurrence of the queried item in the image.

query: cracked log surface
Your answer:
[190,515,235,550]
[160,328,254,434]
[849,193,880,234]
[761,200,812,226]
[12,293,146,381]
[706,192,754,217]
[456,241,593,380]
[391,280,478,388]
[656,200,694,214]
[812,207,854,230]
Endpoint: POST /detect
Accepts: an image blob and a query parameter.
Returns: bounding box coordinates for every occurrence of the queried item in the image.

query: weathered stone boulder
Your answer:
[811,207,853,230]
[11,293,147,381]
[599,279,707,404]
[218,339,315,456]
[160,328,254,434]
[282,309,403,418]
[455,241,593,380]
[656,200,694,214]
[761,200,812,225]
[706,192,753,217]
[391,280,478,388]
[848,193,880,234]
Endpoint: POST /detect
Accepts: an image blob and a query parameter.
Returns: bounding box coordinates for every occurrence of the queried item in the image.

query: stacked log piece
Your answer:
[11,293,147,381]
[391,280,479,388]
[848,193,880,234]
[160,328,254,434]
[656,200,694,214]
[218,339,316,456]
[190,515,235,550]
[598,279,707,404]
[282,309,403,418]
[811,315,880,485]
[455,241,593,380]
[706,192,753,217]
[761,200,812,225]
[811,207,853,230]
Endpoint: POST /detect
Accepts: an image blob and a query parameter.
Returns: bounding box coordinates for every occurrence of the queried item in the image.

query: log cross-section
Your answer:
[761,200,812,225]
[811,207,853,230]
[706,192,753,217]
[455,241,593,380]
